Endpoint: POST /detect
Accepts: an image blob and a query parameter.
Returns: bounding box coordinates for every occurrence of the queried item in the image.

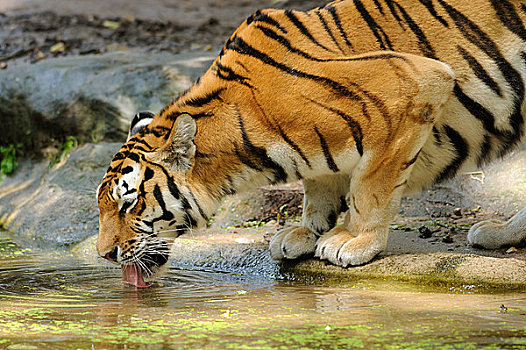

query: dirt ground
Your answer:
[0,0,321,67]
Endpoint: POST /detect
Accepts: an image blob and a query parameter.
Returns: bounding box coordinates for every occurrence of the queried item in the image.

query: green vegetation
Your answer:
[0,144,21,184]
[50,136,78,166]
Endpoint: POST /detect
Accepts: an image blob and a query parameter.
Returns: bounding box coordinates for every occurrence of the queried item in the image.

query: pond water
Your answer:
[0,237,525,349]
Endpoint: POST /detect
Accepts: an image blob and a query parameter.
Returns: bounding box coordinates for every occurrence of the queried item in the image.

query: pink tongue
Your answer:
[121,264,152,288]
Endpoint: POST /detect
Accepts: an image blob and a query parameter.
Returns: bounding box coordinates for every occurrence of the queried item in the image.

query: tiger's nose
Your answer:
[102,246,119,263]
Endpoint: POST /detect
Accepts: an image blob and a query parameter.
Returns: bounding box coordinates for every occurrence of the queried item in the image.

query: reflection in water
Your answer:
[0,243,524,349]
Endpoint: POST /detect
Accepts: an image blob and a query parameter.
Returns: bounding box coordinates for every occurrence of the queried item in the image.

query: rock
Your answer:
[442,234,454,244]
[0,51,214,151]
[0,143,120,247]
[418,226,432,239]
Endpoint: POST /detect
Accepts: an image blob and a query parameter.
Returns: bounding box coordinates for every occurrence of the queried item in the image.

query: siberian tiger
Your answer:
[97,0,526,287]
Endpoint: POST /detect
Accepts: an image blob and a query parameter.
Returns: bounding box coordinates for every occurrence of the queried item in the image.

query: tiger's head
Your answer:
[96,111,207,287]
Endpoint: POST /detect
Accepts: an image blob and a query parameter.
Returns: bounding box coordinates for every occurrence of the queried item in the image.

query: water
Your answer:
[0,238,525,349]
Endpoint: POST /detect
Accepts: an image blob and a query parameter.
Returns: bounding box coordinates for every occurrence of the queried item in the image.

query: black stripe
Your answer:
[121,166,133,175]
[214,62,253,88]
[234,142,262,171]
[228,36,394,123]
[255,24,407,64]
[417,0,449,27]
[307,98,364,157]
[284,10,334,52]
[385,0,437,59]
[131,145,150,153]
[353,0,393,50]
[239,88,311,170]
[246,10,287,34]
[256,25,320,61]
[491,0,526,41]
[134,138,154,151]
[352,195,360,215]
[315,10,345,53]
[438,0,524,99]
[153,184,175,222]
[183,211,198,229]
[453,83,503,139]
[186,112,213,119]
[394,180,408,189]
[436,125,469,182]
[143,167,154,182]
[195,151,216,158]
[454,82,514,144]
[384,0,405,29]
[237,114,288,183]
[188,191,209,222]
[130,225,149,234]
[128,152,141,163]
[120,199,137,213]
[276,124,312,168]
[477,134,493,166]
[314,126,340,173]
[372,0,384,15]
[122,188,137,196]
[457,46,502,97]
[138,166,154,197]
[220,175,236,196]
[136,201,146,216]
[432,126,442,146]
[439,0,524,148]
[401,150,421,170]
[180,196,192,210]
[292,159,303,180]
[326,5,353,49]
[138,126,172,138]
[167,176,180,199]
[182,87,226,107]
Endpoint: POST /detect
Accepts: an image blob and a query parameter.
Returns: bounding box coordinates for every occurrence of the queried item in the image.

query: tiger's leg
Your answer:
[316,126,433,267]
[269,174,349,260]
[468,207,526,248]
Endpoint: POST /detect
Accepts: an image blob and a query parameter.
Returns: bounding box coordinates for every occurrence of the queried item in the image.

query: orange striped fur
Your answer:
[97,0,526,281]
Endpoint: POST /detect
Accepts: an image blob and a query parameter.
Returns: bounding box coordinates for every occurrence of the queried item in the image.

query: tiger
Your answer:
[96,0,526,287]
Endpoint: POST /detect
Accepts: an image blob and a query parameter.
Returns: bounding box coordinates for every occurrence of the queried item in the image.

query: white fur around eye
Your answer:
[113,165,141,211]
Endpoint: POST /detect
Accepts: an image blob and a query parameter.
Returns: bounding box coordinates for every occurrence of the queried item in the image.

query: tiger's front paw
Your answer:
[468,219,507,249]
[269,225,317,260]
[315,227,386,267]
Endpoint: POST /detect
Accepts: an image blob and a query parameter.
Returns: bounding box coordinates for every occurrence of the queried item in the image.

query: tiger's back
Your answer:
[97,0,526,285]
[162,0,526,193]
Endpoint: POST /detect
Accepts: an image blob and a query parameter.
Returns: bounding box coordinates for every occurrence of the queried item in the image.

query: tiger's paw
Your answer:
[468,219,512,249]
[315,227,386,267]
[269,225,317,260]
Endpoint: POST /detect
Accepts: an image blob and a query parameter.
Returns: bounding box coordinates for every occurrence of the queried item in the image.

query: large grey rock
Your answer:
[0,51,215,149]
[0,143,120,247]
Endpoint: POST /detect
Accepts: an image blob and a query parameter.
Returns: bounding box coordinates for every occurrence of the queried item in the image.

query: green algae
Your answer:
[0,244,525,349]
[0,303,524,349]
[281,257,526,294]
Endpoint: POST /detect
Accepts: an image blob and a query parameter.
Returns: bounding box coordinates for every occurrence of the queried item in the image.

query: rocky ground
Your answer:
[0,0,525,288]
[0,0,321,68]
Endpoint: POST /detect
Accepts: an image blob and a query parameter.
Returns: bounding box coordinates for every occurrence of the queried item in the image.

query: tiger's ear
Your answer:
[127,111,155,141]
[149,113,197,173]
